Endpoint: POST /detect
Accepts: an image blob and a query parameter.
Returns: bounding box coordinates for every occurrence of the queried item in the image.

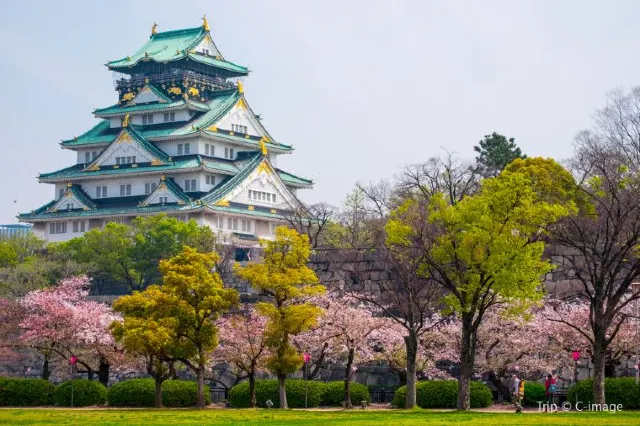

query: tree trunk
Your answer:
[87,368,94,381]
[41,354,50,380]
[278,374,288,409]
[457,314,476,411]
[344,347,355,409]
[249,364,257,408]
[98,357,110,386]
[592,332,607,405]
[487,370,511,402]
[196,366,206,408]
[404,329,418,409]
[154,377,164,408]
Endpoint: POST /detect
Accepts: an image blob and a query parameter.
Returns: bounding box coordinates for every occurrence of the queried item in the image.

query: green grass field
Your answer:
[0,409,639,425]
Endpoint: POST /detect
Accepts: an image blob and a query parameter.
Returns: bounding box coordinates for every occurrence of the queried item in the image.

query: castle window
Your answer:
[217,216,224,229]
[142,114,154,125]
[92,151,98,160]
[73,221,79,233]
[59,189,64,199]
[184,143,191,154]
[66,203,73,211]
[241,219,251,232]
[50,222,67,235]
[232,124,248,134]
[159,196,168,204]
[85,152,91,163]
[120,184,131,196]
[184,179,196,192]
[205,144,210,155]
[228,218,238,230]
[203,49,209,55]
[206,175,216,185]
[96,186,108,198]
[163,112,176,122]
[178,144,183,155]
[248,190,276,204]
[80,221,85,232]
[145,182,157,195]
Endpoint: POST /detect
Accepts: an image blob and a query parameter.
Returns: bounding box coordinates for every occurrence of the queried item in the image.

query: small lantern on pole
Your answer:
[572,351,580,384]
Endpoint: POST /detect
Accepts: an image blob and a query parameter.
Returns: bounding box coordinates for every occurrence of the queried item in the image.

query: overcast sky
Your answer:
[1,0,639,223]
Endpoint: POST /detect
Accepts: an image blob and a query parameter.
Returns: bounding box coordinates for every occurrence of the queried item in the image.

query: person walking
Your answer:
[544,374,557,412]
[512,374,523,413]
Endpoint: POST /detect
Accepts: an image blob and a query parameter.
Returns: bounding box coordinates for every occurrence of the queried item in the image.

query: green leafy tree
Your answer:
[60,215,217,292]
[111,287,181,408]
[387,168,573,410]
[474,132,526,177]
[159,247,238,407]
[235,228,324,409]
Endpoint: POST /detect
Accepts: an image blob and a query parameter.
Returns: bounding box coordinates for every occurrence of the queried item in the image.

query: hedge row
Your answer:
[0,378,56,406]
[523,382,546,407]
[228,379,371,408]
[0,377,210,407]
[567,378,640,408]
[107,378,211,407]
[391,380,493,408]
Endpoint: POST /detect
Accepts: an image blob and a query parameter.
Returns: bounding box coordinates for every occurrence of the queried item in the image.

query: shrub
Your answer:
[229,379,326,408]
[567,378,640,409]
[320,381,371,406]
[108,379,211,407]
[162,380,211,407]
[54,379,107,407]
[523,382,546,407]
[108,379,155,407]
[392,380,493,408]
[0,377,55,406]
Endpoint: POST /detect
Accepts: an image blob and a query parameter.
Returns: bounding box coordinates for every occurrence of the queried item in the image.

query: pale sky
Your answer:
[1,0,639,223]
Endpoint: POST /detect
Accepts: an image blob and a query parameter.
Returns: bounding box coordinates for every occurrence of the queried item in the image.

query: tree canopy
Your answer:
[474,132,525,177]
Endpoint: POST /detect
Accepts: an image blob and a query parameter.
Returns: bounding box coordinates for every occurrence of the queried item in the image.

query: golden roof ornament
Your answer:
[202,15,210,32]
[161,175,166,181]
[151,22,158,35]
[67,182,72,187]
[237,81,244,94]
[260,139,268,156]
[122,114,130,127]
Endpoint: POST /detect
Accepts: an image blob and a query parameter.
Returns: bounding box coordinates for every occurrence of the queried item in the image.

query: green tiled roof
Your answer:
[106,27,248,76]
[200,152,263,204]
[124,126,172,163]
[68,184,97,209]
[40,155,223,182]
[169,90,241,135]
[94,99,209,118]
[276,168,313,187]
[207,202,286,220]
[20,202,191,221]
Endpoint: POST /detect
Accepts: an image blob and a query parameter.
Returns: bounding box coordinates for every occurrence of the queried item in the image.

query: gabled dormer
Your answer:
[212,92,271,139]
[48,184,96,212]
[123,83,172,105]
[84,123,171,170]
[139,176,191,207]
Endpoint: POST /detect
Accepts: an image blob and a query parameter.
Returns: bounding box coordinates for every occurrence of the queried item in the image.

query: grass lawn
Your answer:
[1,409,639,425]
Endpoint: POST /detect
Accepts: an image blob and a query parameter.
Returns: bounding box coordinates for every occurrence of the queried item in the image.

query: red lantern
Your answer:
[572,351,580,361]
[69,356,77,365]
[303,353,310,364]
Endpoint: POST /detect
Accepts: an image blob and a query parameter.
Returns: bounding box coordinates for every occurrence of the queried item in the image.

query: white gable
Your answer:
[49,189,91,212]
[215,99,266,138]
[130,86,166,105]
[86,132,163,169]
[139,181,186,207]
[221,160,301,211]
[193,34,222,58]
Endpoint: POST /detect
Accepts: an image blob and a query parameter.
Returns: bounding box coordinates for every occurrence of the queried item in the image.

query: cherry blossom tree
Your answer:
[300,293,385,408]
[0,298,24,362]
[214,305,269,408]
[20,276,122,384]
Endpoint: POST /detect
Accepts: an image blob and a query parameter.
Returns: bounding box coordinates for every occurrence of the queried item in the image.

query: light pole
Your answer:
[632,282,640,384]
[572,351,580,384]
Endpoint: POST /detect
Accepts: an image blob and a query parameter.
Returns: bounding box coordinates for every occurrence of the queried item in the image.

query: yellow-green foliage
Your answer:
[112,247,238,367]
[235,228,324,377]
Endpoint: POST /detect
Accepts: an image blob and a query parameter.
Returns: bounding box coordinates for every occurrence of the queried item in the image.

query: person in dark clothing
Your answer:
[544,374,557,411]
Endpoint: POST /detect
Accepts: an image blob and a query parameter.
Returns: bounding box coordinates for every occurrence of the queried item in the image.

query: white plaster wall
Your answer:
[217,105,261,137]
[43,220,89,242]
